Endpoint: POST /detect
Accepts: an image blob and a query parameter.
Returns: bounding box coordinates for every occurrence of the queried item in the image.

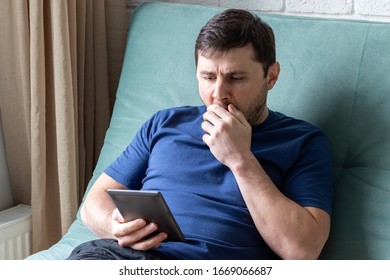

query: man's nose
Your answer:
[212,78,229,103]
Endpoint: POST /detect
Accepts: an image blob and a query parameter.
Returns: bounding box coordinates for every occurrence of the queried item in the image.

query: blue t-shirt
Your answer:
[104,106,333,259]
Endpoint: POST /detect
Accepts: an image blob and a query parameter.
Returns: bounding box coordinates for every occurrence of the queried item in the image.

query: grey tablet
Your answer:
[107,189,185,242]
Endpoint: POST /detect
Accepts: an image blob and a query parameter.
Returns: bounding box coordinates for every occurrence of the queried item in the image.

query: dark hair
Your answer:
[195,9,276,76]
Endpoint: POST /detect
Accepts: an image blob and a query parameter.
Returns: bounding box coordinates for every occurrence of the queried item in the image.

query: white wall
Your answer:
[127,0,390,22]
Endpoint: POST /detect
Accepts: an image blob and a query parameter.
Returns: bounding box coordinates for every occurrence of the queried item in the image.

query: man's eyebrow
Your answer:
[223,70,250,77]
[227,70,249,75]
[199,70,249,75]
[199,70,214,75]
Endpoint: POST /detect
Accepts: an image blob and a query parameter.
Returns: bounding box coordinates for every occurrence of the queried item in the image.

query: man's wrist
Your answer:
[229,153,272,185]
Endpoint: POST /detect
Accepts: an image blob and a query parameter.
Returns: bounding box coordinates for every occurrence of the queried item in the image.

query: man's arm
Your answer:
[202,104,330,259]
[81,173,167,250]
[231,155,330,259]
[80,173,122,238]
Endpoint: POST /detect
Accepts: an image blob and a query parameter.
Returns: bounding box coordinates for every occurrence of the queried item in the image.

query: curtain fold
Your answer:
[0,0,127,252]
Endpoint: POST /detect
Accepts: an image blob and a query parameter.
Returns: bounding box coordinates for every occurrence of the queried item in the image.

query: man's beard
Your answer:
[244,85,269,127]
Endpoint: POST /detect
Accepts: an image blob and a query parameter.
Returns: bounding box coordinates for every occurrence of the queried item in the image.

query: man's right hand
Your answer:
[111,208,168,251]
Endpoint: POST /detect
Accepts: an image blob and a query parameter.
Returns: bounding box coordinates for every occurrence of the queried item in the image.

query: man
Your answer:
[68,9,333,260]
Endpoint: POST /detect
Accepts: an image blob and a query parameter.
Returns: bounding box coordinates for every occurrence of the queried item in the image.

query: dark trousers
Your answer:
[66,239,163,260]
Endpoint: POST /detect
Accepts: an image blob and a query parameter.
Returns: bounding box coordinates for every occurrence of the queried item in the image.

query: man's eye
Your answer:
[203,76,214,80]
[231,76,244,81]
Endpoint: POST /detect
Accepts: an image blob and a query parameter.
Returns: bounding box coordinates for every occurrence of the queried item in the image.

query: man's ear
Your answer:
[266,62,280,90]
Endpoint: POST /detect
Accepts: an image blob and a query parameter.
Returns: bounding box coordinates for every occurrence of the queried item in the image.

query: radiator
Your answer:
[0,204,32,260]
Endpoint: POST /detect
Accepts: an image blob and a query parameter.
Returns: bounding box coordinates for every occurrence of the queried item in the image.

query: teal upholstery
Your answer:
[27,2,390,260]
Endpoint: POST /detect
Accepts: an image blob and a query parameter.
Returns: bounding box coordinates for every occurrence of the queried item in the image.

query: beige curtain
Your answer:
[0,0,127,252]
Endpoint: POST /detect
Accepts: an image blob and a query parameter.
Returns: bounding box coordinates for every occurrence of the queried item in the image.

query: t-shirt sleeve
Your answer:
[282,131,334,216]
[104,116,156,189]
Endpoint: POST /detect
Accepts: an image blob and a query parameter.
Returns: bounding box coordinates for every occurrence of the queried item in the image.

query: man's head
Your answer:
[195,9,280,126]
[195,9,276,76]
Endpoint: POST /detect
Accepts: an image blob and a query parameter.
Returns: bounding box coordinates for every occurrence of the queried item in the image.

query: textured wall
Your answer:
[126,0,390,22]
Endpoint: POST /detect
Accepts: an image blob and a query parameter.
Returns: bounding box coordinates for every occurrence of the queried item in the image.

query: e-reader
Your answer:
[107,189,185,242]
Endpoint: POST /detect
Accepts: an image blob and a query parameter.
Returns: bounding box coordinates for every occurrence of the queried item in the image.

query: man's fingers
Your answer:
[201,119,214,135]
[203,108,222,127]
[113,218,146,237]
[207,103,230,119]
[112,208,125,223]
[116,221,159,247]
[228,104,249,126]
[131,232,168,251]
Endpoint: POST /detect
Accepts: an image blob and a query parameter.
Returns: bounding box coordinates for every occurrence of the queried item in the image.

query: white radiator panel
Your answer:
[0,204,32,259]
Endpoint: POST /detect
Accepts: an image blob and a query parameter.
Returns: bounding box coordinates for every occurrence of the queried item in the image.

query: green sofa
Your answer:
[27,2,390,260]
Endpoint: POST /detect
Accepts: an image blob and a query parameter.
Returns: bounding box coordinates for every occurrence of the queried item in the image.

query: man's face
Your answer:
[196,44,278,126]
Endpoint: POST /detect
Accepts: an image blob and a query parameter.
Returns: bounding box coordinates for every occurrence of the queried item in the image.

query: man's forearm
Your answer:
[231,155,330,259]
[80,193,115,239]
[80,173,126,238]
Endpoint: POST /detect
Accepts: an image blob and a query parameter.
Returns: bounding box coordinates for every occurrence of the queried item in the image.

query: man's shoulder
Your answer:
[144,105,205,132]
[150,105,205,123]
[267,110,323,133]
[257,110,329,146]
[154,105,204,117]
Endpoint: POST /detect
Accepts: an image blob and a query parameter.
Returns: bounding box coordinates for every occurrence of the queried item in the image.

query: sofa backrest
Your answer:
[88,2,390,259]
